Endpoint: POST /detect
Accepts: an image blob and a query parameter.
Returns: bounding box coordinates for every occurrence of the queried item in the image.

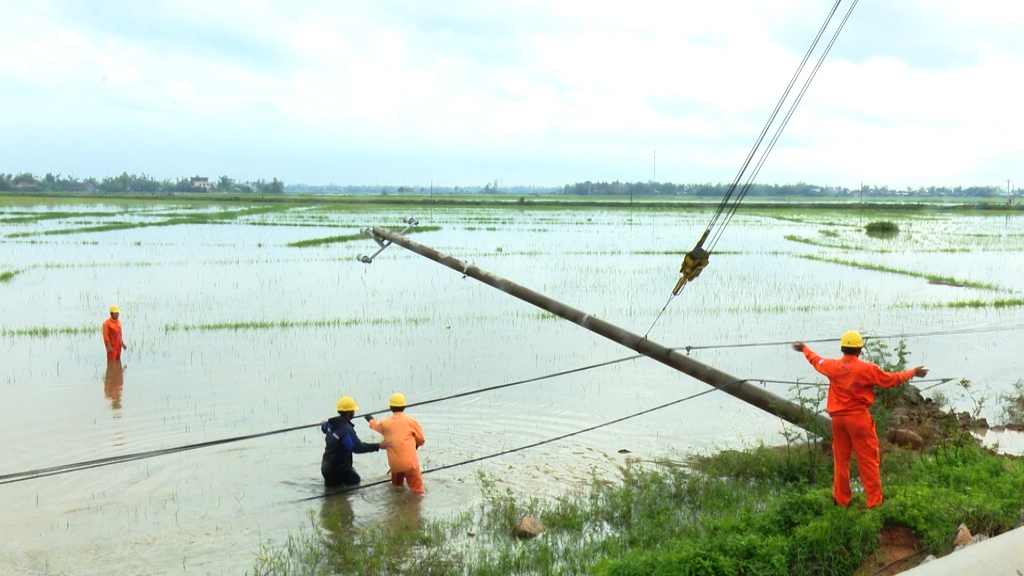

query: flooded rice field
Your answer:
[2,199,1023,575]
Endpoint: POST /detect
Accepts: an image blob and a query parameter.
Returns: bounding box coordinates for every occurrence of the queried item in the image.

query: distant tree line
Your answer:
[562,181,1010,198]
[284,182,560,195]
[0,172,285,195]
[2,172,1009,198]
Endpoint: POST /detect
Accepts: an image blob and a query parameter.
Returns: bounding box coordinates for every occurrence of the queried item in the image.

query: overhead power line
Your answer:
[2,320,1004,486]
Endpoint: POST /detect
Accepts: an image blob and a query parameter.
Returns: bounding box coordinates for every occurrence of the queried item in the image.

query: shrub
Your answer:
[864,220,899,234]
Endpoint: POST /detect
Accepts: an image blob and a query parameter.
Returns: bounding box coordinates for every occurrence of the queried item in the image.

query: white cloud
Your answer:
[1,0,1022,187]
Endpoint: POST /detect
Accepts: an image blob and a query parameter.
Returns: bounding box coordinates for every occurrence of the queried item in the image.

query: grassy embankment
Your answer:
[252,345,1024,576]
[253,432,1023,576]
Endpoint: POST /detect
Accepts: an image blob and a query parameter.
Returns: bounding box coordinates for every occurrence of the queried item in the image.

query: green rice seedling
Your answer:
[940,298,1024,308]
[0,269,24,283]
[796,254,1001,290]
[164,316,432,333]
[1,325,95,338]
[286,233,364,247]
[784,235,869,251]
[288,226,441,248]
[0,211,123,224]
[5,205,301,238]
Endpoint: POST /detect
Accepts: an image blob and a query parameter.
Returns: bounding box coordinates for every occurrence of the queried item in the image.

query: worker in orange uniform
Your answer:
[366,393,426,495]
[793,331,927,508]
[102,305,128,362]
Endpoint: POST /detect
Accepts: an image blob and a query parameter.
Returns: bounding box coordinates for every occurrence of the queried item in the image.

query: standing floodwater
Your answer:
[1,200,1023,575]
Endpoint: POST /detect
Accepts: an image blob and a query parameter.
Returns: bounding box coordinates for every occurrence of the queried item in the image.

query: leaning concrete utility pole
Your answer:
[368,226,831,435]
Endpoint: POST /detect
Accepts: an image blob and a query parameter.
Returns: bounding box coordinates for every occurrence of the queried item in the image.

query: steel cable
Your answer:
[3,321,1011,485]
[297,378,745,502]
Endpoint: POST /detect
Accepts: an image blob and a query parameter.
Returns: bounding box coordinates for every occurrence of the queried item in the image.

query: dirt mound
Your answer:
[882,384,987,452]
[855,523,924,576]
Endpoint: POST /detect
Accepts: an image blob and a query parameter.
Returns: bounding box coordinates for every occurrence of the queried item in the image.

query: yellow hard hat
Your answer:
[840,330,864,348]
[336,396,358,412]
[389,393,407,408]
[109,305,120,314]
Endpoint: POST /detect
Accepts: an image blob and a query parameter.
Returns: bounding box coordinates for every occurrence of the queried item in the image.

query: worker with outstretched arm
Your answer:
[366,393,426,495]
[793,331,928,508]
[321,396,391,488]
[102,305,128,362]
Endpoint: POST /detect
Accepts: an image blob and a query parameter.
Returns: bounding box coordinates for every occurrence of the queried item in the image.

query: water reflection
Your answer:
[320,488,356,537]
[103,360,124,412]
[382,489,423,534]
[319,486,423,544]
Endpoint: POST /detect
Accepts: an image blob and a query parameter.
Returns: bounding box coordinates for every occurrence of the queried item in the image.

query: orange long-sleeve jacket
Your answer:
[102,318,123,354]
[368,412,425,474]
[802,347,916,416]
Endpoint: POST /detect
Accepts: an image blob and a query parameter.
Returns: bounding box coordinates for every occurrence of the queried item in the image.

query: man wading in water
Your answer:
[102,305,127,362]
[367,393,426,495]
[321,396,391,488]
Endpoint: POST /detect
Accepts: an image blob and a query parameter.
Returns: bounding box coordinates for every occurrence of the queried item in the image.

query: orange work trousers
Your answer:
[831,411,883,508]
[391,469,424,495]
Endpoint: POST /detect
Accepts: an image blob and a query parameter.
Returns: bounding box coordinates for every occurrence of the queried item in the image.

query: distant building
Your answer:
[14,181,37,189]
[190,177,211,190]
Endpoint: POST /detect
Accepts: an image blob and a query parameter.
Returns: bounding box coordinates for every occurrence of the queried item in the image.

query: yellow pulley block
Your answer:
[672,246,710,295]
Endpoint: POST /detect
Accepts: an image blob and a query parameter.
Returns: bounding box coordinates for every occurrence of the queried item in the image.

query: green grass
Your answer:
[0,317,432,338]
[784,235,873,251]
[9,190,1024,212]
[252,442,1024,576]
[5,205,296,238]
[287,232,366,247]
[164,316,432,332]
[0,325,95,337]
[0,269,23,283]
[288,225,442,247]
[255,341,1021,576]
[865,220,900,233]
[796,254,1001,291]
[0,210,125,224]
[939,298,1024,309]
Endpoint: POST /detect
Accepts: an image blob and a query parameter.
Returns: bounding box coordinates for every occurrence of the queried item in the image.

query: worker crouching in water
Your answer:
[793,331,928,508]
[366,393,426,495]
[321,396,391,488]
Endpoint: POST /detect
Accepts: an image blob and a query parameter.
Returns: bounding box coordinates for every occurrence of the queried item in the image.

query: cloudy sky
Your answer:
[2,0,1021,189]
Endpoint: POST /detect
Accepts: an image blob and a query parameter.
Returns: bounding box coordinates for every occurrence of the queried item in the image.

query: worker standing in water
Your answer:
[321,396,392,488]
[367,393,426,495]
[102,305,127,362]
[793,331,928,508]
